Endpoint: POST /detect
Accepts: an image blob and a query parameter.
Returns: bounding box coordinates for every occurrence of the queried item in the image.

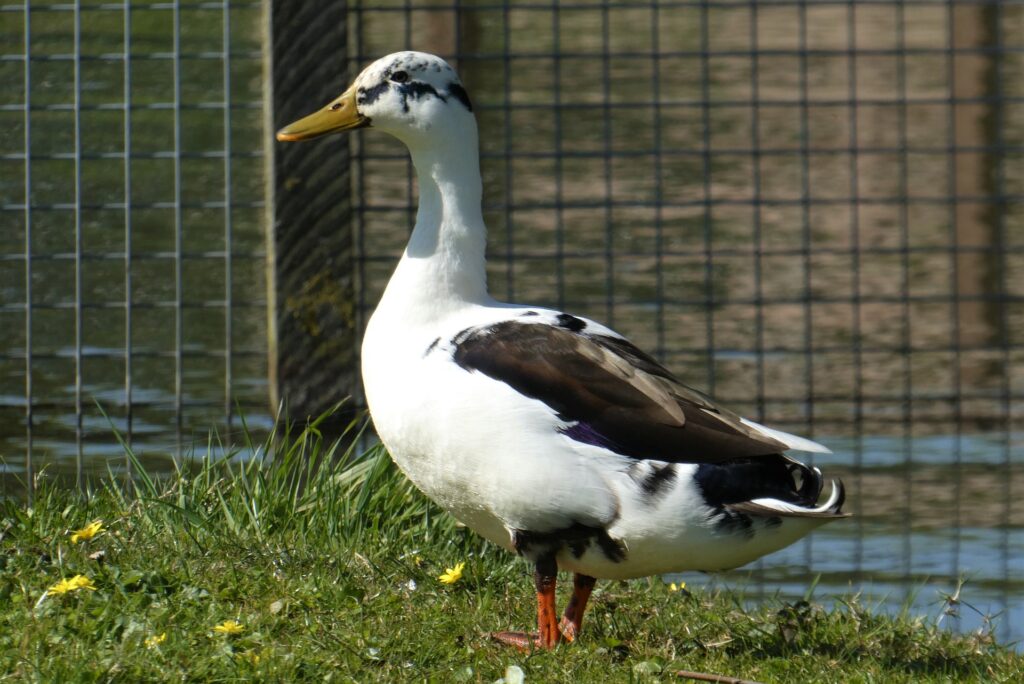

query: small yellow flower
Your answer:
[144,633,167,648]
[669,581,686,592]
[212,619,244,635]
[438,561,465,585]
[70,520,104,544]
[48,574,97,595]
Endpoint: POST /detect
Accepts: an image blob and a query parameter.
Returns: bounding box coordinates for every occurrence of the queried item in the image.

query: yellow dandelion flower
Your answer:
[669,581,686,592]
[48,574,97,595]
[144,633,167,648]
[438,561,465,585]
[212,619,244,635]
[70,520,104,544]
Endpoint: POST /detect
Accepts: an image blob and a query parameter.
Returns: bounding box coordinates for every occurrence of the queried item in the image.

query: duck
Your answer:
[276,51,848,650]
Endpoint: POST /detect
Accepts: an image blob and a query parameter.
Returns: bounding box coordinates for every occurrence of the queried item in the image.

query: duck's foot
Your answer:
[558,573,596,642]
[490,556,564,650]
[489,614,586,650]
[489,630,557,651]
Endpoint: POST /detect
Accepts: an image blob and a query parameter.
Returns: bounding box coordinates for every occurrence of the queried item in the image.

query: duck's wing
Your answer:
[451,317,829,464]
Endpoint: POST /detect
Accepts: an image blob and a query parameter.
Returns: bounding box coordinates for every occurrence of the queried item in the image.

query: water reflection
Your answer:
[669,524,1023,649]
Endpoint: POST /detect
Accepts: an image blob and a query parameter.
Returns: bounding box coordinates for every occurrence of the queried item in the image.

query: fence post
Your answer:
[264,1,357,429]
[951,4,1000,359]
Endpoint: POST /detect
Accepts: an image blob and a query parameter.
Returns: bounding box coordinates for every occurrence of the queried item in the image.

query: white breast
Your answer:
[361,304,623,551]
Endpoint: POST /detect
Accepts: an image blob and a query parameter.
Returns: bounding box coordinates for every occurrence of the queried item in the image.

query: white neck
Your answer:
[376,119,490,322]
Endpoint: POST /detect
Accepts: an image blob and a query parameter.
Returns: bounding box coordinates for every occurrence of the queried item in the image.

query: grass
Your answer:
[1,415,1020,683]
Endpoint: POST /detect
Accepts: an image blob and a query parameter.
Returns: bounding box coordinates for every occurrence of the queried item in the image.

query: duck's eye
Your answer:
[390,70,409,84]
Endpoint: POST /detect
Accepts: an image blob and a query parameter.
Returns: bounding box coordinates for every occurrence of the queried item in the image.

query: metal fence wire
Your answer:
[1,1,268,490]
[2,0,1022,644]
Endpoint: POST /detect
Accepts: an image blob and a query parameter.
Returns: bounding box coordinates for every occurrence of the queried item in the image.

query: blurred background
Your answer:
[1,0,1021,647]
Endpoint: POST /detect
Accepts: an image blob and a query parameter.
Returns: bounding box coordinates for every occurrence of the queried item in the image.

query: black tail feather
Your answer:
[830,478,847,514]
[694,454,825,509]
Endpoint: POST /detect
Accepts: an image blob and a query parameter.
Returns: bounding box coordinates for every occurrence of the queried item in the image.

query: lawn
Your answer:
[1,416,1019,683]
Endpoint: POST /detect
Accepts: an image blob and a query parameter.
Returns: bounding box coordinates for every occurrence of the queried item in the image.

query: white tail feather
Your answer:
[743,480,845,516]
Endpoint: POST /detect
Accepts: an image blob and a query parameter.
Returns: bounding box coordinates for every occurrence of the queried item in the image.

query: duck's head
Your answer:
[276,51,474,148]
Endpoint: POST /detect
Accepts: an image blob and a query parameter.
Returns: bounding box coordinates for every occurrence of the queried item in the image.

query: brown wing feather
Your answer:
[451,320,788,463]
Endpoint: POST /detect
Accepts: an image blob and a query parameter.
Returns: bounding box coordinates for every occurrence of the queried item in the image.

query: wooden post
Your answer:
[951,4,1000,357]
[264,0,357,430]
[425,3,482,74]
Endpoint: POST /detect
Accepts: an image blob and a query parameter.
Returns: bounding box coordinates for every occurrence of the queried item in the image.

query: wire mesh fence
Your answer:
[1,0,1022,644]
[1,1,270,492]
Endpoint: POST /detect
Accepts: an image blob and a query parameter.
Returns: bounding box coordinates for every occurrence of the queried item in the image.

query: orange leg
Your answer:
[558,573,596,642]
[491,557,562,650]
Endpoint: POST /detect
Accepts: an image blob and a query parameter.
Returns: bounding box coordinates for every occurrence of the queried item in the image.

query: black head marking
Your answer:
[447,82,473,111]
[386,54,429,76]
[520,310,539,317]
[556,313,586,333]
[396,81,445,112]
[358,81,389,106]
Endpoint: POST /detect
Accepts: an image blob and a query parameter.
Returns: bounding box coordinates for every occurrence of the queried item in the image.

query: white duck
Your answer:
[277,51,848,650]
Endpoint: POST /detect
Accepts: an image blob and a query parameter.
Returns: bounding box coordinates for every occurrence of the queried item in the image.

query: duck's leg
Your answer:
[558,573,596,642]
[533,556,562,648]
[490,555,561,650]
